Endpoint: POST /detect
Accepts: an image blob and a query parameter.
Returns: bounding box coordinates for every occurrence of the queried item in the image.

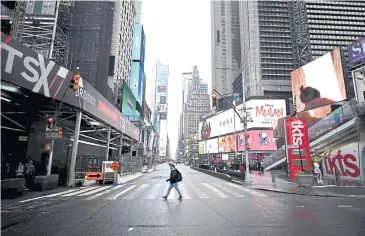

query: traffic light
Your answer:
[47,117,55,129]
[212,93,217,107]
[70,73,81,91]
[58,127,63,139]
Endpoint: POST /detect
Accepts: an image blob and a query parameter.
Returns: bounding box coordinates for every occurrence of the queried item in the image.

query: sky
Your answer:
[142,0,211,157]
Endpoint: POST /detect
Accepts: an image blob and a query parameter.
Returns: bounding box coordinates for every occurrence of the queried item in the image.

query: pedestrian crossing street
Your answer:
[20,182,267,203]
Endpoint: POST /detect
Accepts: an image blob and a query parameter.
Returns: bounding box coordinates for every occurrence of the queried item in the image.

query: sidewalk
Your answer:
[232,171,365,198]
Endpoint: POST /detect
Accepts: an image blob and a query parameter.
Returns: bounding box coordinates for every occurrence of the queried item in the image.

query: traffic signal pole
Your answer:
[67,110,82,187]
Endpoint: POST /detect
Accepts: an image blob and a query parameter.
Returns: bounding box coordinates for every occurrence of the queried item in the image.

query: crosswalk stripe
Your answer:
[61,186,101,197]
[193,187,210,199]
[212,183,244,198]
[19,188,85,203]
[179,183,191,199]
[145,184,162,199]
[202,183,228,198]
[226,183,267,197]
[167,188,176,199]
[124,184,149,199]
[78,186,113,196]
[107,185,136,200]
[84,185,124,200]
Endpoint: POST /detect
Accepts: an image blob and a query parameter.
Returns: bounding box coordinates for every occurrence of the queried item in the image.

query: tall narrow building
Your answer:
[211,1,241,95]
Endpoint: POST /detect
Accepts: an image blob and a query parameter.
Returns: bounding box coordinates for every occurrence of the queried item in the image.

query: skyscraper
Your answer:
[211,1,241,95]
[134,0,142,24]
[185,66,210,156]
[108,0,136,105]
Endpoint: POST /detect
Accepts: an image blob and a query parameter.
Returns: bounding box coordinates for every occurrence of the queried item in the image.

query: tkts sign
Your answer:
[1,33,139,140]
[285,117,312,180]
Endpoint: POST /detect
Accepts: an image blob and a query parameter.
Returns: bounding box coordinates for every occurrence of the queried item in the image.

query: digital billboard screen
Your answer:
[291,48,346,113]
[121,83,137,116]
[347,37,365,64]
[353,66,365,103]
[159,112,167,120]
[207,138,218,153]
[157,85,166,92]
[130,62,145,105]
[158,104,168,113]
[132,24,146,65]
[218,135,236,153]
[237,130,277,151]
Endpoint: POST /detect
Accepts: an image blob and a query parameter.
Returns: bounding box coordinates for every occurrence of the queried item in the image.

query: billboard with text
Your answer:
[130,61,145,105]
[207,138,218,153]
[132,24,146,65]
[347,37,365,64]
[122,83,137,116]
[237,130,277,151]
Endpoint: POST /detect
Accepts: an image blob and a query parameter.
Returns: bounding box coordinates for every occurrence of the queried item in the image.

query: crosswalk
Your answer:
[19,182,267,203]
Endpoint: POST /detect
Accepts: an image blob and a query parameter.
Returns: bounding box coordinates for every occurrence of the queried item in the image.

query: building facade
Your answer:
[211,1,241,95]
[108,0,135,106]
[134,0,142,24]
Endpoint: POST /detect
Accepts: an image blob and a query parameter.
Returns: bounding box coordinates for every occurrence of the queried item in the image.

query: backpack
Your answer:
[176,170,183,182]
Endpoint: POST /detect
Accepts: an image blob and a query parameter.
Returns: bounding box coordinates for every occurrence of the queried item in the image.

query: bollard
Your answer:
[271,170,276,184]
[335,168,341,186]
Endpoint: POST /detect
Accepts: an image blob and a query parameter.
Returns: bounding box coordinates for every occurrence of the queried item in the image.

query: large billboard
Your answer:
[121,83,137,116]
[237,130,277,151]
[207,138,218,153]
[285,118,312,180]
[131,24,146,65]
[218,135,236,153]
[158,104,168,113]
[291,48,346,113]
[159,120,168,157]
[0,33,139,140]
[199,99,286,140]
[130,62,145,105]
[347,37,365,64]
[353,66,365,103]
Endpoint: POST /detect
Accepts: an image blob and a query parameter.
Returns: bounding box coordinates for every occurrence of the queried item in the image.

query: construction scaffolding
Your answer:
[9,0,71,65]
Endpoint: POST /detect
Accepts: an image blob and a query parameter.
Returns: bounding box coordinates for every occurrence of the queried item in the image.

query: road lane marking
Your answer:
[226,183,267,197]
[61,186,101,197]
[78,186,113,196]
[193,187,210,199]
[84,185,124,200]
[212,183,244,198]
[106,185,136,200]
[167,187,177,199]
[145,184,162,199]
[338,205,352,208]
[179,183,191,199]
[123,184,149,199]
[202,183,228,198]
[19,188,85,203]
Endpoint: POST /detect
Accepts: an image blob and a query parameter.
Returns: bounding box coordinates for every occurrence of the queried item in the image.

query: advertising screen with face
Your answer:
[291,48,346,113]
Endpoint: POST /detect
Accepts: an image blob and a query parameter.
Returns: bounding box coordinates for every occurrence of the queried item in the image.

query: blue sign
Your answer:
[348,37,365,64]
[132,24,146,65]
[130,62,145,105]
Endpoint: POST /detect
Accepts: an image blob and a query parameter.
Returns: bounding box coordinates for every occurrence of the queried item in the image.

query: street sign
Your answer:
[86,172,104,181]
[110,161,120,172]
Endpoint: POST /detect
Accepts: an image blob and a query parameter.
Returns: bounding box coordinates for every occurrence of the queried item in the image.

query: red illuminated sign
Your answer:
[285,117,312,180]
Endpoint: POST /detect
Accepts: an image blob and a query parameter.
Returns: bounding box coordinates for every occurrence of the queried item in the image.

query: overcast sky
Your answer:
[142,0,211,157]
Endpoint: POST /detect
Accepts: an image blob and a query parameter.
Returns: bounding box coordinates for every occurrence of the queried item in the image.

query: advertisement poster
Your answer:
[322,142,362,181]
[199,141,206,154]
[160,96,166,103]
[237,130,277,151]
[285,117,312,180]
[218,135,236,153]
[347,37,365,64]
[207,138,218,153]
[158,104,168,113]
[131,24,146,65]
[198,99,286,140]
[130,62,144,104]
[291,48,346,113]
[157,85,166,92]
[159,112,167,120]
[121,83,137,116]
[353,66,365,103]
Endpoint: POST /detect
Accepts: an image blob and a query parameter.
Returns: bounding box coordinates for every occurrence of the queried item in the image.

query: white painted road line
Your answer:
[124,184,149,199]
[338,205,353,208]
[106,185,136,200]
[179,183,191,199]
[19,188,84,203]
[226,183,267,197]
[84,185,124,200]
[212,183,244,198]
[78,186,113,196]
[145,184,162,199]
[167,187,177,199]
[61,186,101,197]
[202,183,228,198]
[193,187,210,199]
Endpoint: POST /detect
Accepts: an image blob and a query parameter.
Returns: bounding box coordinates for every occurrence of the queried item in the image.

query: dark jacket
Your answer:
[167,169,179,184]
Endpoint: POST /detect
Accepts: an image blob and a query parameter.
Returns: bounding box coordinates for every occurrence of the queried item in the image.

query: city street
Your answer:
[2,164,365,236]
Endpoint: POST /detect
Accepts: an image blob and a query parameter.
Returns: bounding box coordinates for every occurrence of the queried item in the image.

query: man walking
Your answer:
[163,164,183,200]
